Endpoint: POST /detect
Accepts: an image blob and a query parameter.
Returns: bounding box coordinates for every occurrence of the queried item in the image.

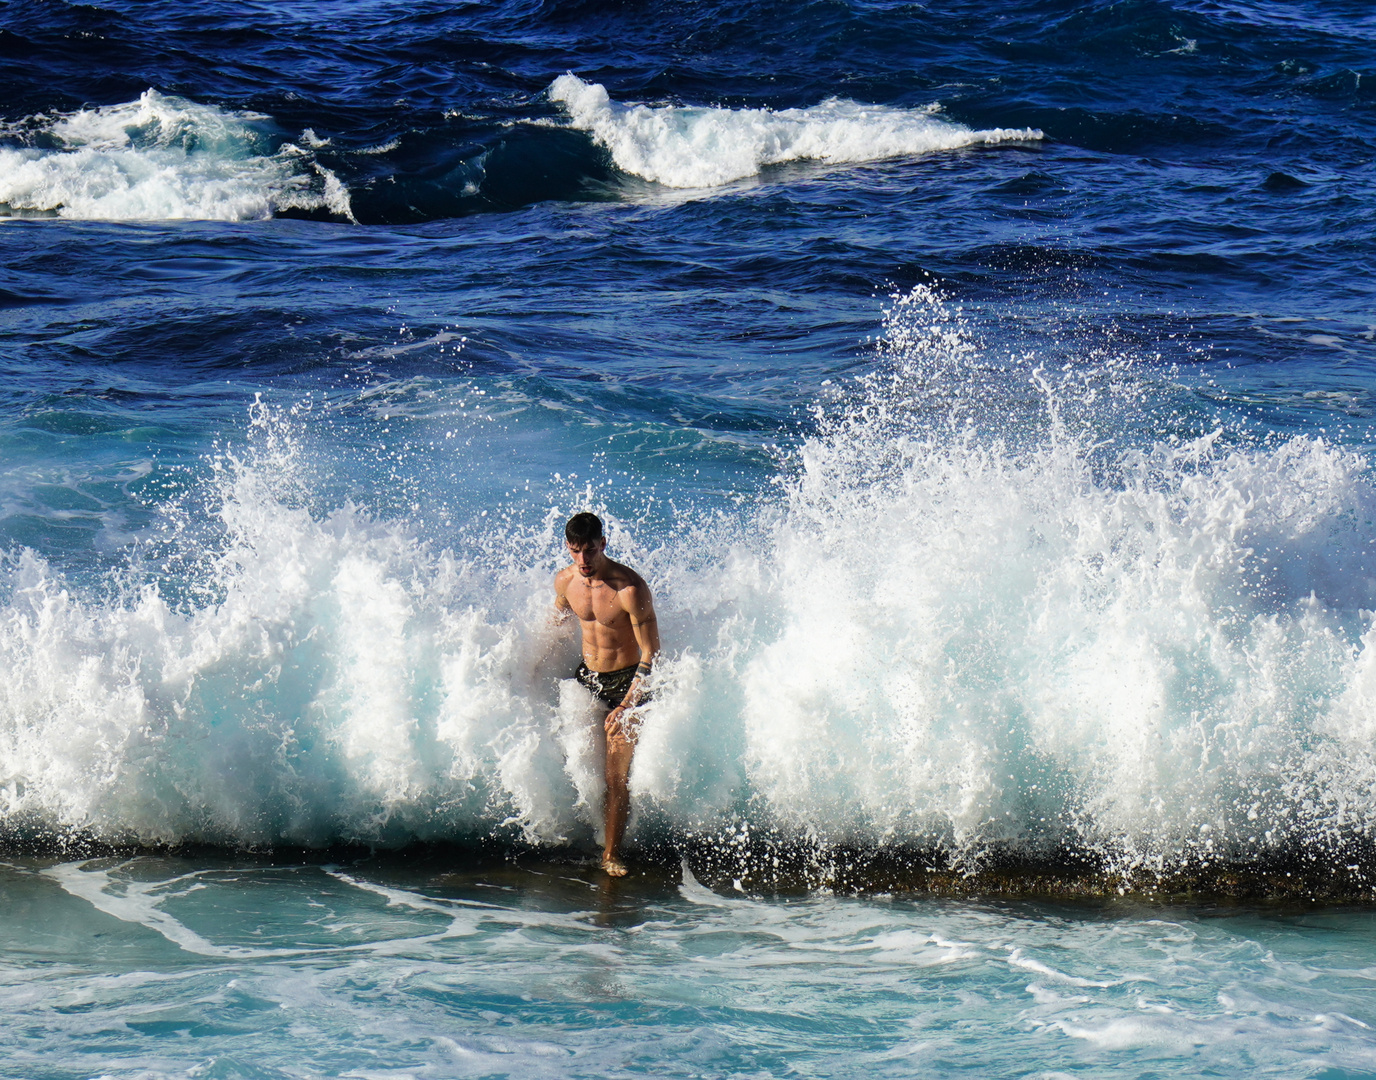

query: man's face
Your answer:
[567,538,606,576]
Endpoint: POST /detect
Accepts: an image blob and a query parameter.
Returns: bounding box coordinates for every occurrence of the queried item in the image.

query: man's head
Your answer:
[565,512,607,576]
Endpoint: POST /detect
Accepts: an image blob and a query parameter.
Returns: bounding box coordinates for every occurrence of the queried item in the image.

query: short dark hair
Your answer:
[565,512,604,545]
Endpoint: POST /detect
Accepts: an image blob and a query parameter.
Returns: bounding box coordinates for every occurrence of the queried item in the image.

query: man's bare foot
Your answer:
[601,855,629,877]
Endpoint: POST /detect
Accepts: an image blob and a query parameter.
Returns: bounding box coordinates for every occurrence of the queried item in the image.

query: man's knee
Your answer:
[606,747,632,780]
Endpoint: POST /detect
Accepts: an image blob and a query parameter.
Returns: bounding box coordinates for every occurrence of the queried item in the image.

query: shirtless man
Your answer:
[553,512,660,877]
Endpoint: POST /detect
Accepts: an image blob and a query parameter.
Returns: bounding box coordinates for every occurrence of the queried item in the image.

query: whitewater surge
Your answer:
[731,289,1376,873]
[0,400,579,848]
[549,74,1043,188]
[4,290,1376,882]
[0,90,353,221]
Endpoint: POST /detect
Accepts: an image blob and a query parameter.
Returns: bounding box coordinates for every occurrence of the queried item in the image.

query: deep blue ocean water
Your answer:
[5,0,1376,1075]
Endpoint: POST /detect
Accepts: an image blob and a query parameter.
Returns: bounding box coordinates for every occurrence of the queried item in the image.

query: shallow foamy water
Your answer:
[4,853,1375,1079]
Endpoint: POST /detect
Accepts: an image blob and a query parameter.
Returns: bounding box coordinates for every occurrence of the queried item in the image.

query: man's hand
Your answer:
[605,705,638,748]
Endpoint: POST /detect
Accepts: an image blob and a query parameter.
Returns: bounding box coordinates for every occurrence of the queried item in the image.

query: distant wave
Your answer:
[0,90,353,222]
[549,74,1044,187]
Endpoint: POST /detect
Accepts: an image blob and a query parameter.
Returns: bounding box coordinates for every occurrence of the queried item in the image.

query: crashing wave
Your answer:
[5,291,1376,899]
[0,89,353,221]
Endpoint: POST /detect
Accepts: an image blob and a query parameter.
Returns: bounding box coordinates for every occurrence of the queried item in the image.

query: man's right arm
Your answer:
[535,570,576,674]
[553,567,573,617]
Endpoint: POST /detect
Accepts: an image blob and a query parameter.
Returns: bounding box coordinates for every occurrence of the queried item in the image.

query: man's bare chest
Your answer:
[568,582,626,627]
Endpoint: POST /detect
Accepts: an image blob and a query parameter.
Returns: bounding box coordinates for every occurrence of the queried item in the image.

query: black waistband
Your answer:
[576,661,640,680]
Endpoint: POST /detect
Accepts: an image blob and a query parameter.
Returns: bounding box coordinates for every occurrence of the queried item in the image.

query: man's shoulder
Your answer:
[553,564,576,590]
[607,561,651,596]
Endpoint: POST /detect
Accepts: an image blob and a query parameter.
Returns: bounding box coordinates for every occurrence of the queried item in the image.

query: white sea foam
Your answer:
[706,288,1376,869]
[3,291,1376,872]
[44,862,299,958]
[548,74,1043,187]
[0,89,353,221]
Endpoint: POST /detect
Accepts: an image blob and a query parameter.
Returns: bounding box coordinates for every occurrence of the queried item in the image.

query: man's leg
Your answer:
[602,719,634,876]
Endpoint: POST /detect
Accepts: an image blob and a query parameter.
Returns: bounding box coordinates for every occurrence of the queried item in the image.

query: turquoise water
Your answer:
[8,854,1376,1079]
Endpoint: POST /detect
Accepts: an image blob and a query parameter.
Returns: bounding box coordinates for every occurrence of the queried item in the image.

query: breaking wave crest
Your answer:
[0,90,353,221]
[549,74,1043,188]
[5,288,1376,894]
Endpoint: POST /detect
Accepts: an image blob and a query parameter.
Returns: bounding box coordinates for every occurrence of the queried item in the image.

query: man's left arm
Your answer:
[606,584,659,741]
[622,583,659,707]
